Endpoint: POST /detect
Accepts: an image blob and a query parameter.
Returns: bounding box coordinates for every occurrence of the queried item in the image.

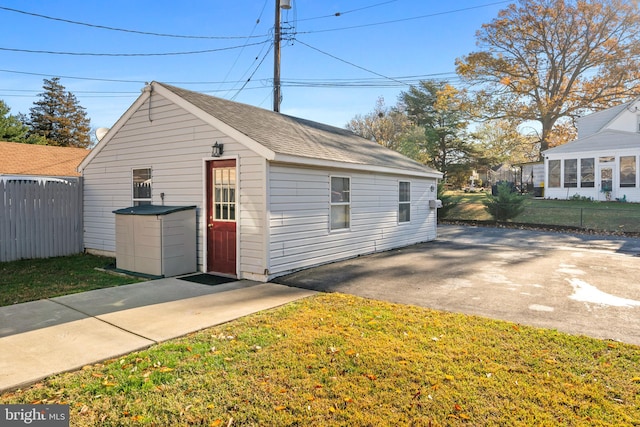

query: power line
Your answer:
[0,68,265,86]
[0,88,137,94]
[0,67,458,93]
[0,40,270,57]
[231,44,274,100]
[219,0,271,97]
[292,1,511,34]
[294,0,399,22]
[0,68,145,83]
[294,39,410,87]
[0,5,267,40]
[0,93,135,98]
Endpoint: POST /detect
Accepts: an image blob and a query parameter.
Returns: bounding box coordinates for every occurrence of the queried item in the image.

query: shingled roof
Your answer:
[156,82,440,177]
[0,141,89,177]
[544,129,640,155]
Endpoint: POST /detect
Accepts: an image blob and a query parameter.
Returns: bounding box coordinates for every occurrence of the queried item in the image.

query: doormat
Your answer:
[177,273,237,286]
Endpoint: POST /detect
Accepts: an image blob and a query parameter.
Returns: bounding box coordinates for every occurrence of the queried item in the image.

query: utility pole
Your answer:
[273,0,291,112]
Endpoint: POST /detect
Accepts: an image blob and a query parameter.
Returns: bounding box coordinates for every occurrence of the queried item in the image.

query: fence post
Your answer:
[580,207,583,229]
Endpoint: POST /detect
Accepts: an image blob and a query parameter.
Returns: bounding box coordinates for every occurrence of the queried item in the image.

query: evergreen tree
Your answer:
[0,100,46,144]
[28,77,91,148]
[483,182,526,221]
[399,80,476,179]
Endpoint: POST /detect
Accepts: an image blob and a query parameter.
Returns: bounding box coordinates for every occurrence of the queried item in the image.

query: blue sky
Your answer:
[1,1,510,131]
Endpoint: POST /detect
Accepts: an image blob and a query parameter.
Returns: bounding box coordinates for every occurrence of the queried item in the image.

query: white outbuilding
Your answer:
[79,82,443,281]
[543,98,640,202]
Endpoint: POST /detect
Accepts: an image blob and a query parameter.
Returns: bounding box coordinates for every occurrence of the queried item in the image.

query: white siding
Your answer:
[83,93,266,276]
[608,112,638,133]
[267,164,438,277]
[544,149,640,202]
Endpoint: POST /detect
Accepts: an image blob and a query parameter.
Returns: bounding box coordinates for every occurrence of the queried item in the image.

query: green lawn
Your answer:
[0,254,145,306]
[2,294,639,426]
[444,191,640,232]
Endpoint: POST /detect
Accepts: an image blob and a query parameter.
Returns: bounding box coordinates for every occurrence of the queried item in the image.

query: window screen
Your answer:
[330,176,350,230]
[399,181,410,223]
[133,168,152,206]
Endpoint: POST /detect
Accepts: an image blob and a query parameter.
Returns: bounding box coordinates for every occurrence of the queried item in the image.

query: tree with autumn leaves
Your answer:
[456,0,640,154]
[351,0,640,175]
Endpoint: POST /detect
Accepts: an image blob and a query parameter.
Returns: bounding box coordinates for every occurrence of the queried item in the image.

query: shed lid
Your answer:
[113,205,196,215]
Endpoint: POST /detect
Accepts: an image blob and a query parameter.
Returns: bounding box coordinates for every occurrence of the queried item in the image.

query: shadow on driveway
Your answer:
[274,225,640,346]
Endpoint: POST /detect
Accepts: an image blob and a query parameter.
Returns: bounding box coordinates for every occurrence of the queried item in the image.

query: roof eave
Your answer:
[272,153,442,179]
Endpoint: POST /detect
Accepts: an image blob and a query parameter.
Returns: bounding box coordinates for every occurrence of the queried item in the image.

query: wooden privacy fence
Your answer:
[0,178,83,262]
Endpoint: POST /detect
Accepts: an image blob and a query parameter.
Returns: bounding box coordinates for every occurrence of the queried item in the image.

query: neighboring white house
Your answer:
[543,99,640,202]
[79,82,443,281]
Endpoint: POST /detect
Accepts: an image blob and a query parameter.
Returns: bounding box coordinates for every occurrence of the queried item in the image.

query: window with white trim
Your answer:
[399,181,411,223]
[563,159,577,188]
[214,167,236,220]
[330,176,350,230]
[620,156,637,188]
[132,168,152,206]
[580,158,594,188]
[548,160,561,188]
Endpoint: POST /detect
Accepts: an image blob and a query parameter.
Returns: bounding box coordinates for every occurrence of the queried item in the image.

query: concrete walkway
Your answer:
[0,278,316,392]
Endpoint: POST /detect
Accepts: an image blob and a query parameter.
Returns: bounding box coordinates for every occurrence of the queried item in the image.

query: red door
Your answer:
[206,160,237,275]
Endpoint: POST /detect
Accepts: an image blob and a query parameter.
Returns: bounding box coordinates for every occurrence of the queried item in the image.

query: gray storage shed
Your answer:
[113,205,197,277]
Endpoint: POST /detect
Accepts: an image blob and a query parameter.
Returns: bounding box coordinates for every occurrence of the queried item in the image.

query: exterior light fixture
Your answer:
[211,142,224,157]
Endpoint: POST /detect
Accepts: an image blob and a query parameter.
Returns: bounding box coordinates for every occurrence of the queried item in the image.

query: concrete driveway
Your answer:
[274,224,640,346]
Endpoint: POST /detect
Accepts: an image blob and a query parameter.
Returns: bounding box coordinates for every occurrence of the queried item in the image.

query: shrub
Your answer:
[483,182,526,221]
[569,194,593,202]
